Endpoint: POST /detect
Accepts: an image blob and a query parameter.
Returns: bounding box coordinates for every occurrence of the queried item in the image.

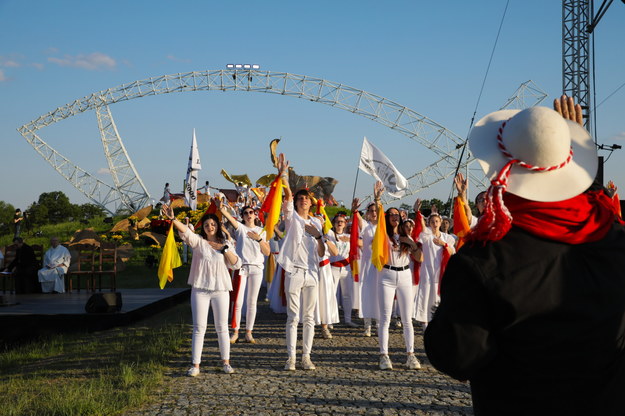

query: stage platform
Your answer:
[0,288,190,347]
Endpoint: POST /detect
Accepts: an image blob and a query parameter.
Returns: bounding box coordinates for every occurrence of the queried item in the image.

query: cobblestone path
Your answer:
[124,298,473,416]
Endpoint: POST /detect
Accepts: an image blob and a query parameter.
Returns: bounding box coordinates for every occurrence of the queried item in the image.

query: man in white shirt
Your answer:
[274,154,325,371]
[38,237,71,293]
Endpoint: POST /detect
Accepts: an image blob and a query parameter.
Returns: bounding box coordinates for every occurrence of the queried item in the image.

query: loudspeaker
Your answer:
[85,292,123,313]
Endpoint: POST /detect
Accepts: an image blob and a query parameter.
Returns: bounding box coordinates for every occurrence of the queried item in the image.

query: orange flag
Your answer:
[371,204,389,271]
[260,176,283,240]
[453,196,471,250]
[157,223,182,289]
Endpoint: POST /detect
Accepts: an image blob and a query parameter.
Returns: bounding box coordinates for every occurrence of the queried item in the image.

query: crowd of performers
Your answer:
[161,151,482,376]
[163,97,625,416]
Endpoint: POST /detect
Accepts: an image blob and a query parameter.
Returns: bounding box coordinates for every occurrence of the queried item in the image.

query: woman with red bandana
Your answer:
[424,97,625,415]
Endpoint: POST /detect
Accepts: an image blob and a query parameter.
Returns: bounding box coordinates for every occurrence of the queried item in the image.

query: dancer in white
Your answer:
[353,181,384,336]
[414,199,456,328]
[162,205,241,376]
[38,237,71,293]
[218,201,270,344]
[317,233,340,339]
[376,186,423,371]
[327,212,358,328]
[274,153,325,371]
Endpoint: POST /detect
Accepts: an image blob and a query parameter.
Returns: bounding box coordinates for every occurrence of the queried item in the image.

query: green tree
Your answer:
[77,203,106,220]
[0,201,16,235]
[28,191,76,225]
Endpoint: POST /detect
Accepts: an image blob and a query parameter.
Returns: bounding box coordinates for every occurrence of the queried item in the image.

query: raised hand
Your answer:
[554,94,583,126]
[414,198,422,213]
[374,181,384,200]
[161,204,174,220]
[454,173,468,198]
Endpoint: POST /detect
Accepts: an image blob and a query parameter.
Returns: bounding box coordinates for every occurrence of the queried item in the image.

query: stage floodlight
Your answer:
[235,64,243,69]
[226,64,234,69]
[252,64,260,69]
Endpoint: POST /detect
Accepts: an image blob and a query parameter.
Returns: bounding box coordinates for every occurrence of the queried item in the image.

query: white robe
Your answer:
[38,245,71,293]
[414,229,456,322]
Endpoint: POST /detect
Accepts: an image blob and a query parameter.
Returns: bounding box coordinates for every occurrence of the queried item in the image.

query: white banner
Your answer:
[184,129,202,210]
[358,137,408,198]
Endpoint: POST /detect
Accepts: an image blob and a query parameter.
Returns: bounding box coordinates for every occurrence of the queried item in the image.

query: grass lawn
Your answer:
[0,215,196,416]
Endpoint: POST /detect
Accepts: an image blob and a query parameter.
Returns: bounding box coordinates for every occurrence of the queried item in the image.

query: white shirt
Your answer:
[327,231,350,263]
[179,228,241,291]
[234,223,266,266]
[387,234,410,268]
[275,199,323,276]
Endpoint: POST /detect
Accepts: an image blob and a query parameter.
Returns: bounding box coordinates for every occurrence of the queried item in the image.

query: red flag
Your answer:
[349,215,360,282]
[411,211,424,285]
[439,248,452,295]
[194,198,219,230]
[612,192,622,219]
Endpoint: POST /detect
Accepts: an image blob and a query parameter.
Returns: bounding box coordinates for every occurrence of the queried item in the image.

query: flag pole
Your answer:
[351,165,360,204]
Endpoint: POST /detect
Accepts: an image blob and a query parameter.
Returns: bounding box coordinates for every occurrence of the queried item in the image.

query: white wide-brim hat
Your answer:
[468,106,597,202]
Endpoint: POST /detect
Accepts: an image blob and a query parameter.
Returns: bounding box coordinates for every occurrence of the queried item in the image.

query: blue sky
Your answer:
[1,0,624,213]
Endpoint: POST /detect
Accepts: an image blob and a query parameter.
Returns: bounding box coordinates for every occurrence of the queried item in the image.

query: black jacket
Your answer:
[424,224,625,416]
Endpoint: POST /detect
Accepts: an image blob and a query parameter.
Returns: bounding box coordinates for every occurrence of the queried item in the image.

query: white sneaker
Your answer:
[187,366,200,377]
[379,355,393,370]
[322,327,333,339]
[222,364,235,374]
[301,355,316,370]
[393,317,402,329]
[284,357,296,371]
[406,354,422,370]
[364,326,371,337]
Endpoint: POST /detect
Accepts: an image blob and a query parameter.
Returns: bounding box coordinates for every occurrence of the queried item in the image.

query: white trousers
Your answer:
[285,267,318,358]
[190,287,230,364]
[38,268,65,293]
[378,268,415,355]
[331,265,354,323]
[231,265,264,331]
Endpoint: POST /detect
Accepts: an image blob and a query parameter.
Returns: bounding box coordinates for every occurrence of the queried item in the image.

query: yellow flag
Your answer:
[371,204,389,271]
[220,169,252,187]
[157,223,182,289]
[314,198,332,234]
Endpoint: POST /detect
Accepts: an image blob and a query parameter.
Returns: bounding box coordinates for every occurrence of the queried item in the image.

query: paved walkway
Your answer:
[124,299,473,416]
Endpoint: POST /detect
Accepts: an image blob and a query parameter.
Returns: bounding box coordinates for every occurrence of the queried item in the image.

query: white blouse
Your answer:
[179,228,242,291]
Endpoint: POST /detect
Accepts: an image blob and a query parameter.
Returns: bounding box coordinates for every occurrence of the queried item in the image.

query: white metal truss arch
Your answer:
[18,69,485,211]
[95,102,150,211]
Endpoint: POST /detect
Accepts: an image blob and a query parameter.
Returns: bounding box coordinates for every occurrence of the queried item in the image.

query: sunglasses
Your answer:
[243,210,255,216]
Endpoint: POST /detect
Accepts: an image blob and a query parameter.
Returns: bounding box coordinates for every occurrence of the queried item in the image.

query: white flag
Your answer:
[184,129,202,210]
[358,137,408,198]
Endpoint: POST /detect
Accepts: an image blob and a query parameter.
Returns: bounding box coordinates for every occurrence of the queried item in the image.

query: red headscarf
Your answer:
[469,189,619,244]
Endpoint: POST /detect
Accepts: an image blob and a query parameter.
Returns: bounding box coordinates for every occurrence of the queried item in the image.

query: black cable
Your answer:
[445,0,511,214]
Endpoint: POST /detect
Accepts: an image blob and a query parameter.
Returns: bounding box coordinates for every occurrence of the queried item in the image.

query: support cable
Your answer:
[444,0,511,214]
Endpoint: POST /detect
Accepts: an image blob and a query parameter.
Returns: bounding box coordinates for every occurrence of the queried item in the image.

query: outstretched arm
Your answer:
[216,198,239,230]
[161,204,189,234]
[454,173,473,224]
[278,153,292,202]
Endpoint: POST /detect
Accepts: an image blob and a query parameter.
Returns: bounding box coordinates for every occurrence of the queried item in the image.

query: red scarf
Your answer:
[471,190,618,244]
